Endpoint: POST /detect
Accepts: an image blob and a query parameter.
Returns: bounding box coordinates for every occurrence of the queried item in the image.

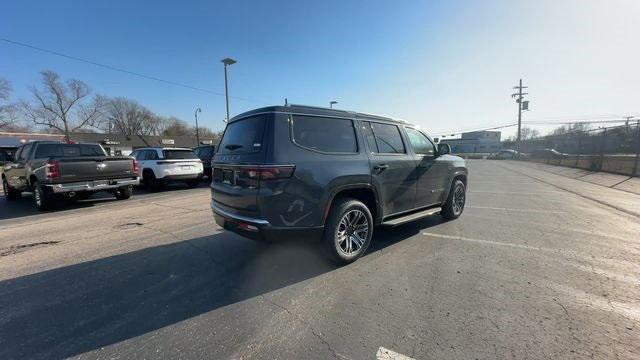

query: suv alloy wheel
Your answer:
[323,198,374,264]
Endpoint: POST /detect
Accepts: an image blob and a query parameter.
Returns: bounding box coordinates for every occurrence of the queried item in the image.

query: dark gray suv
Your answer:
[211,105,468,263]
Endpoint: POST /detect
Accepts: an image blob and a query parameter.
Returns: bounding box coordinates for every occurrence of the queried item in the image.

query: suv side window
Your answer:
[370,122,405,154]
[405,128,435,156]
[292,115,357,153]
[146,150,159,160]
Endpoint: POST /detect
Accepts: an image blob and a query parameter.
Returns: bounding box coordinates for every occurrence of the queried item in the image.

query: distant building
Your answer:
[0,131,219,156]
[440,131,501,154]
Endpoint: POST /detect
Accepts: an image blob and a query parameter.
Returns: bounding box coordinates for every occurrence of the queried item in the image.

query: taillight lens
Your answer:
[242,165,295,180]
[45,160,59,179]
[132,159,139,173]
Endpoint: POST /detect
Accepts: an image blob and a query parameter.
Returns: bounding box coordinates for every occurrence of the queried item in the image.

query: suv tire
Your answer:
[441,179,465,220]
[115,186,132,200]
[186,179,199,188]
[3,177,21,200]
[143,171,162,192]
[32,180,53,211]
[322,197,373,264]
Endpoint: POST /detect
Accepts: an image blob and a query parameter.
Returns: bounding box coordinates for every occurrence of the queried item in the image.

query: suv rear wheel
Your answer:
[441,179,466,220]
[143,171,162,192]
[323,198,373,264]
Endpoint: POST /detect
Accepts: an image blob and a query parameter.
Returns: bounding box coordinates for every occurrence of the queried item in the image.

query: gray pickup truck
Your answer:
[2,141,140,210]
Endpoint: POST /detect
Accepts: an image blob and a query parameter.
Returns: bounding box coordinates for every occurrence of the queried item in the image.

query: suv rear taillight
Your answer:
[131,159,139,173]
[45,160,59,179]
[241,165,295,180]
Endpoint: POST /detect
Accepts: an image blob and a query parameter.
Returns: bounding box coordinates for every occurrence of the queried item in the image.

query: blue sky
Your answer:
[2,0,639,136]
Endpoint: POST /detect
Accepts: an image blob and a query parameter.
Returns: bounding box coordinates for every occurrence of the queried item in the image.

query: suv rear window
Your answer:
[34,144,105,158]
[292,116,357,153]
[218,116,266,154]
[162,150,198,159]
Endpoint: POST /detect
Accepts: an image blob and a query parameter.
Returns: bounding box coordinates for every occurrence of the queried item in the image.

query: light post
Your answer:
[194,107,201,145]
[329,101,338,109]
[221,57,236,122]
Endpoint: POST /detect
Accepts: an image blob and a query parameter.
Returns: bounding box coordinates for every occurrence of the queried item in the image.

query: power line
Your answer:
[0,37,259,103]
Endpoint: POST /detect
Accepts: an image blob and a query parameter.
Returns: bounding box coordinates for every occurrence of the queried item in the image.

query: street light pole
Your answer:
[194,107,201,145]
[221,58,236,122]
[329,101,338,109]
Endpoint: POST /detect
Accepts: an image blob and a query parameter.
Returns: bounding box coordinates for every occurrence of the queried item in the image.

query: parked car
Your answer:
[488,149,528,160]
[530,148,567,159]
[0,148,17,167]
[2,141,139,210]
[131,147,203,191]
[193,144,217,181]
[210,105,468,263]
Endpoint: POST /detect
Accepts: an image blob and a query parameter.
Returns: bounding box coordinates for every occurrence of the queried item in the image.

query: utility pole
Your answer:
[194,107,201,145]
[511,79,529,151]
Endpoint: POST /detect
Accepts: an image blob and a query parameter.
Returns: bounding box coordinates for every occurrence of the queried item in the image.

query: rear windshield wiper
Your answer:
[224,144,243,150]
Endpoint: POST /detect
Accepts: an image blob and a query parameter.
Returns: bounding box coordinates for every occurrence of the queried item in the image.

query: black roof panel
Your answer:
[229,104,411,126]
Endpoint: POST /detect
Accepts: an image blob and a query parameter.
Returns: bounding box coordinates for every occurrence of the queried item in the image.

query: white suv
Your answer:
[131,147,203,190]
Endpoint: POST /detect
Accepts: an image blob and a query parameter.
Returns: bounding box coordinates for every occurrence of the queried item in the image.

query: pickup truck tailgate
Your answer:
[56,157,136,182]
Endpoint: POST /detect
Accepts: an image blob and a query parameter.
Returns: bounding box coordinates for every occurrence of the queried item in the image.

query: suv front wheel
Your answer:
[323,198,373,264]
[441,179,466,220]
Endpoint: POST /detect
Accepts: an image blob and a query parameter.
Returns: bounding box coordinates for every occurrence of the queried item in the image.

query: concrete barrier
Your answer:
[528,154,638,177]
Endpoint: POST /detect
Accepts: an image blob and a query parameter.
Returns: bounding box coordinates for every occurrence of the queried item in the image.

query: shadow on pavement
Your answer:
[0,216,444,359]
[0,182,210,221]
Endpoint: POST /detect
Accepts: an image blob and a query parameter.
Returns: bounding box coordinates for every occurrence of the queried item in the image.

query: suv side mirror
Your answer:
[437,143,451,156]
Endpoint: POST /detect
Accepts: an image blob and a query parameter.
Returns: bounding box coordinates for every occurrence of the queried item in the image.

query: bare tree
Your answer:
[105,97,158,136]
[0,77,18,129]
[20,71,106,141]
[159,116,190,136]
[520,127,540,140]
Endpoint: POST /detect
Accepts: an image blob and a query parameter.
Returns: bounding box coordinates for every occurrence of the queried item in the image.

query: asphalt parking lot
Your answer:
[0,160,638,359]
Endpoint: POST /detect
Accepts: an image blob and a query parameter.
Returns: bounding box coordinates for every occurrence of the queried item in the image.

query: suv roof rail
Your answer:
[286,103,404,123]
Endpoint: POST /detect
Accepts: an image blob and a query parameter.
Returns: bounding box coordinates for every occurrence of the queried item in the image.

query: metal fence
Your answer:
[505,122,640,176]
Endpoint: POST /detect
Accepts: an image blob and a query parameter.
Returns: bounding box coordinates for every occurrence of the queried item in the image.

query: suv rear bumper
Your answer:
[45,178,139,193]
[211,201,323,242]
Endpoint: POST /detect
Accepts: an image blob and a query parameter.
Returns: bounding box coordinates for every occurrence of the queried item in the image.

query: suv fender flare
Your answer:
[442,169,468,205]
[321,183,382,226]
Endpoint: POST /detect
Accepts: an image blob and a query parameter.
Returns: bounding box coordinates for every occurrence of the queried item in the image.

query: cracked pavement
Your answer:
[0,160,638,359]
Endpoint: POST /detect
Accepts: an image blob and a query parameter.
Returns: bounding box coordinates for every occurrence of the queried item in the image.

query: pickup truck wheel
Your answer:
[32,181,53,211]
[115,186,132,200]
[3,177,21,200]
[441,179,466,220]
[323,198,373,264]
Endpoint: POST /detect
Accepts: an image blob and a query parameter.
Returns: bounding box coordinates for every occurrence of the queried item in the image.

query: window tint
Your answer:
[218,116,266,154]
[195,147,214,157]
[145,150,159,160]
[162,149,198,159]
[34,144,105,158]
[292,116,357,153]
[361,122,379,153]
[405,128,435,156]
[371,123,405,154]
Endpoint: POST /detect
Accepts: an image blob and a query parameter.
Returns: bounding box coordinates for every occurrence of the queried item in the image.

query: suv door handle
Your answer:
[373,164,389,172]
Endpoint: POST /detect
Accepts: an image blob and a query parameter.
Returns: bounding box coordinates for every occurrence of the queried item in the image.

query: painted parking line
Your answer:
[466,205,565,214]
[468,190,562,196]
[376,347,415,360]
[422,232,547,252]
